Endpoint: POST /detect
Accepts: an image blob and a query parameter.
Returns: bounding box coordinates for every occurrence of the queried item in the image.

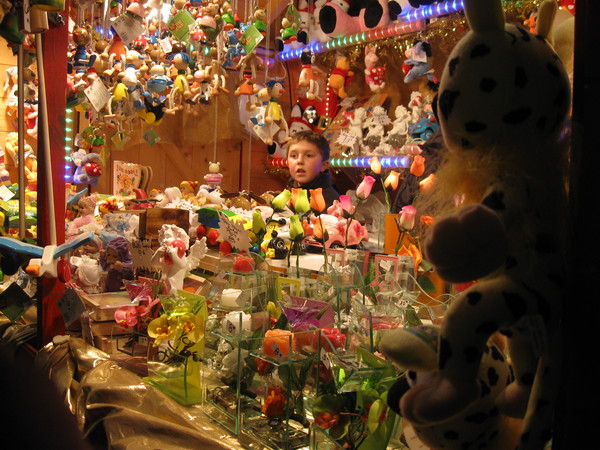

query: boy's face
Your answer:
[287,140,328,185]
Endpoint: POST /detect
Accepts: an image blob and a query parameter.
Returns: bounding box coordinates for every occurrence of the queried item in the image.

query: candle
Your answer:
[220,288,245,309]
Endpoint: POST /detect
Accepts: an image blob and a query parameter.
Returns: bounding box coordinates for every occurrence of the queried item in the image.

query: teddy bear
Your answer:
[327,53,354,99]
[379,1,571,449]
[380,325,522,450]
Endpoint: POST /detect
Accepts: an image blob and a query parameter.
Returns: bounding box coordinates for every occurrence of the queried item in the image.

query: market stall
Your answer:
[0,0,581,449]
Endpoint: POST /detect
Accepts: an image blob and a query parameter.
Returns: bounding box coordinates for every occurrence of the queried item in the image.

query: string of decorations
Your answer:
[277,0,542,62]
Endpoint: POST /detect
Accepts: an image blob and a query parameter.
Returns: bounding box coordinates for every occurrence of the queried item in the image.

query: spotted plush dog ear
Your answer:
[463,0,504,32]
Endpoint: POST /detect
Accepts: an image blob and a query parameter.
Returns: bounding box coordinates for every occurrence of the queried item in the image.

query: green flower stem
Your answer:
[381,178,391,214]
[319,215,328,274]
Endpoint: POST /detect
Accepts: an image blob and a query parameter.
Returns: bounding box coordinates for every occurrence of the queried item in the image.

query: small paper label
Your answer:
[320,348,331,369]
[143,129,161,147]
[158,37,173,54]
[336,130,358,147]
[0,185,15,201]
[167,10,195,42]
[373,111,391,126]
[84,78,111,112]
[239,24,264,54]
[271,342,284,361]
[57,286,86,327]
[112,13,145,46]
[226,320,237,335]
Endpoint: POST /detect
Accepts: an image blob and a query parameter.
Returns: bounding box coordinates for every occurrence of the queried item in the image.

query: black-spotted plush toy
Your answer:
[380,1,570,449]
[380,325,522,450]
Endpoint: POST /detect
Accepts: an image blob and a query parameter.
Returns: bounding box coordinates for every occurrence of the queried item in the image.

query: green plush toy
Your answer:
[380,1,571,449]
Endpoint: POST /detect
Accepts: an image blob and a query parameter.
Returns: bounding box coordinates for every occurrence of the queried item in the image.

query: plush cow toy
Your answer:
[380,0,570,449]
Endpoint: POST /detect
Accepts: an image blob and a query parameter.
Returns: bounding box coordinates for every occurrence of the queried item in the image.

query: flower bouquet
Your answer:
[142,290,208,405]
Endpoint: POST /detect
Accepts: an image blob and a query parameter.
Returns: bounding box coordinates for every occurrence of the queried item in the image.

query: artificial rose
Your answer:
[311,215,324,239]
[419,173,437,194]
[420,215,435,227]
[271,189,292,210]
[398,243,422,271]
[339,195,355,215]
[399,205,417,230]
[356,176,376,199]
[252,211,266,235]
[321,327,346,352]
[383,170,400,190]
[309,188,326,212]
[262,386,287,418]
[369,156,382,174]
[289,215,304,240]
[410,154,425,177]
[293,189,311,214]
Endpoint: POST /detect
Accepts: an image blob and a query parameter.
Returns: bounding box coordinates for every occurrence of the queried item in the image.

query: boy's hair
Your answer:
[288,130,330,161]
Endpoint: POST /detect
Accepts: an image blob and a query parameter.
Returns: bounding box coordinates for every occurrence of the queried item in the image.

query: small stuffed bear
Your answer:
[380,1,571,449]
[380,325,521,450]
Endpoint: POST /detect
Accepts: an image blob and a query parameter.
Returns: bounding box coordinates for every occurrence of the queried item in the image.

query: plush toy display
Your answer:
[380,1,571,449]
[380,325,521,450]
[319,0,403,38]
[327,53,354,99]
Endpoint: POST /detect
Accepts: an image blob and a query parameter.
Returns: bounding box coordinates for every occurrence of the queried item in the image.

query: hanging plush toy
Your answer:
[319,0,403,38]
[363,44,385,92]
[380,1,570,449]
[402,39,439,91]
[73,152,103,186]
[327,53,354,99]
[298,48,321,101]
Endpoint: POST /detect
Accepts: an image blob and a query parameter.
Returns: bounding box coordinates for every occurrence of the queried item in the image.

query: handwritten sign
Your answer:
[336,130,358,147]
[218,212,250,253]
[130,239,154,271]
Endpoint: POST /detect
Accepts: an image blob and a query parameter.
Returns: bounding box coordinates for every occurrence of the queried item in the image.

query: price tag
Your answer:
[131,239,154,271]
[226,320,237,335]
[373,111,391,126]
[271,342,284,361]
[84,78,111,113]
[379,259,393,273]
[218,212,251,253]
[112,13,145,46]
[320,348,331,369]
[143,129,161,147]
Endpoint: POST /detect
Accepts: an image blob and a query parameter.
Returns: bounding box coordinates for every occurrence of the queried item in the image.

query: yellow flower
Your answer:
[178,312,205,343]
[293,189,311,214]
[148,315,176,346]
[271,189,292,210]
[289,215,304,240]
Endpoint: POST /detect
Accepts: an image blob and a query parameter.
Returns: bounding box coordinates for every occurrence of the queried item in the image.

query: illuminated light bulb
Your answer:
[370,156,382,174]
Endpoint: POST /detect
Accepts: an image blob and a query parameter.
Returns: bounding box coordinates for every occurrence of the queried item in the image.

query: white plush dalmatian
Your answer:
[380,1,571,449]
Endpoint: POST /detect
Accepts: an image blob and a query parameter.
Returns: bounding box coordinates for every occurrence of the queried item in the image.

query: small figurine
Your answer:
[364,45,386,92]
[298,48,321,101]
[327,54,354,99]
[402,40,439,91]
[204,161,223,189]
[100,236,134,292]
[151,224,208,294]
[66,194,100,238]
[73,152,103,186]
[263,80,290,145]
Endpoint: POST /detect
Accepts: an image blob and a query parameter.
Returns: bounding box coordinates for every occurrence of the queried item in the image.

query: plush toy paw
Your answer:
[400,375,481,425]
[496,381,532,419]
[424,204,508,283]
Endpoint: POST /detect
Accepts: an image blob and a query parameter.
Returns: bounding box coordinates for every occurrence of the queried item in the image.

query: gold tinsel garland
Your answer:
[314,0,543,69]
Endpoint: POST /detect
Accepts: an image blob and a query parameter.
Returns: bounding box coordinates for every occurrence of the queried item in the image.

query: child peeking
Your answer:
[287,130,340,208]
